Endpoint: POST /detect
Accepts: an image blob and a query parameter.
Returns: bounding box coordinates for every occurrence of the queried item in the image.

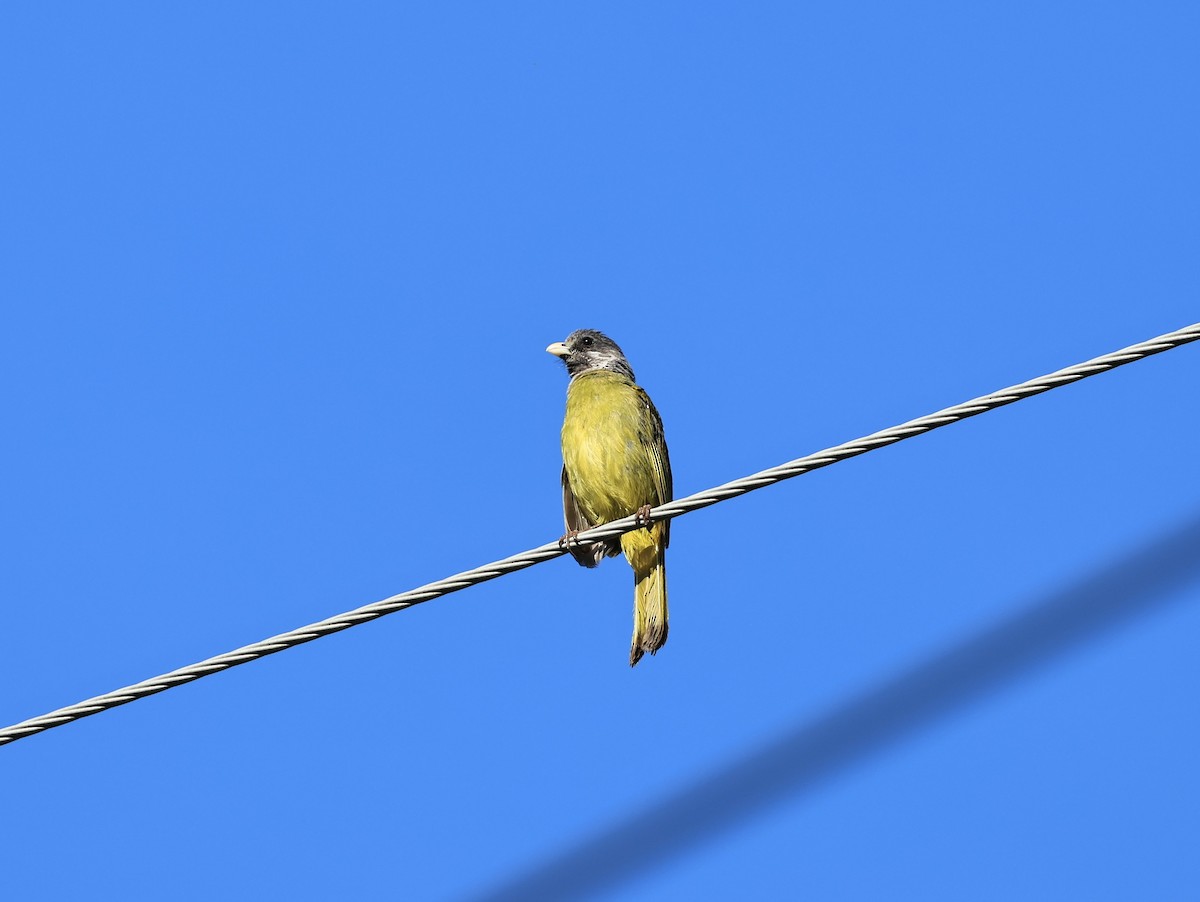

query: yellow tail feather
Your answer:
[629,551,668,667]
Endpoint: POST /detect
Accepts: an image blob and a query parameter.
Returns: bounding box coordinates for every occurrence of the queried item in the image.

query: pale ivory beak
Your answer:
[546,341,570,358]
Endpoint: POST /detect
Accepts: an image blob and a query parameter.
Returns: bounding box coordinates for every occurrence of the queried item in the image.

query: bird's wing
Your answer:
[561,465,619,567]
[637,386,674,549]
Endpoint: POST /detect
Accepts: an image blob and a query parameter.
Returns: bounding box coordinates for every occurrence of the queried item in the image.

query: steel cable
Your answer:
[2,322,1197,747]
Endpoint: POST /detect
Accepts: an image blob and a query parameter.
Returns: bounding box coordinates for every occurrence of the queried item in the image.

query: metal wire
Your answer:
[2,322,1197,748]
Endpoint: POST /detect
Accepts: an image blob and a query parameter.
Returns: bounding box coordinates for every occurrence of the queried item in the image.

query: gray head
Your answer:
[546,329,636,381]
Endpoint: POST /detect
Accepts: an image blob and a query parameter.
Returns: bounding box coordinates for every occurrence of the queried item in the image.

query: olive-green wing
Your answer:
[561,466,622,568]
[636,386,673,548]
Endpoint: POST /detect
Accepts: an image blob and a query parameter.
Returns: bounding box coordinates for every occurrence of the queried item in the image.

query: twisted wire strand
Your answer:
[2,322,1197,748]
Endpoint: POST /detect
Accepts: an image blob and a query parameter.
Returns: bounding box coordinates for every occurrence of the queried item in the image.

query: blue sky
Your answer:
[2,3,1198,899]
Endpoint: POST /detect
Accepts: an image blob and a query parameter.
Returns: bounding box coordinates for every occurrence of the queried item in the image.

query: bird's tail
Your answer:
[629,544,668,667]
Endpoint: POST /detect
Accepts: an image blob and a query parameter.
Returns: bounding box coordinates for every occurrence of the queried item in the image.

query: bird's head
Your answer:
[546,329,636,381]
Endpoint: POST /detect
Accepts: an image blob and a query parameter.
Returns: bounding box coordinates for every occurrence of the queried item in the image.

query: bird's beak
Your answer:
[546,341,570,358]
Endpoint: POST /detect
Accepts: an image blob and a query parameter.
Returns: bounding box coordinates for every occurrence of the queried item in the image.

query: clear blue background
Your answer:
[3,3,1198,900]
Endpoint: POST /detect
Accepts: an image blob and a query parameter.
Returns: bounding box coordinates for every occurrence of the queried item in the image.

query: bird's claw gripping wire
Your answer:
[634,504,654,531]
[558,529,582,552]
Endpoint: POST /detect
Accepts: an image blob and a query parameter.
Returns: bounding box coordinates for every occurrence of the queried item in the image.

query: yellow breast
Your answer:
[561,370,661,527]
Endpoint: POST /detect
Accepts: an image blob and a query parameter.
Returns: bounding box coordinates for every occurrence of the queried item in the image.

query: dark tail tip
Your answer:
[629,620,668,667]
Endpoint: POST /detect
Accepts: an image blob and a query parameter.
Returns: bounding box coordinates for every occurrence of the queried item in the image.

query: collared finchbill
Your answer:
[550,329,672,665]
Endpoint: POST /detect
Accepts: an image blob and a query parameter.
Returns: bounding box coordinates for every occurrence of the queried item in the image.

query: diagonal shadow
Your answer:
[471,514,1200,902]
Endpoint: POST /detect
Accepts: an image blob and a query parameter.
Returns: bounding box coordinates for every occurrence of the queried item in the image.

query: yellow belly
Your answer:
[561,371,661,530]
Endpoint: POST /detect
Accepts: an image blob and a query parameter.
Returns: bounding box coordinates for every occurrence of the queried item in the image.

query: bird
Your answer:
[547,330,673,666]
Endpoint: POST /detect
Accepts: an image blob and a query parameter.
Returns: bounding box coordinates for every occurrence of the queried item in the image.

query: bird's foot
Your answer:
[634,504,654,531]
[558,529,581,552]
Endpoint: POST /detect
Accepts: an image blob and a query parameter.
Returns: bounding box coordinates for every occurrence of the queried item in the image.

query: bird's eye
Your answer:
[581,336,594,347]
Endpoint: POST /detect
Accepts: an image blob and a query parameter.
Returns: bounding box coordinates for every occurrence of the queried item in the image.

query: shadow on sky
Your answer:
[472,514,1200,902]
